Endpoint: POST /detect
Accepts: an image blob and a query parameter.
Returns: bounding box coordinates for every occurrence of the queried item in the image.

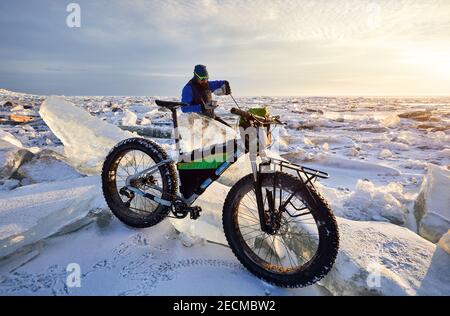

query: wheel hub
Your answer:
[265,208,284,235]
[277,217,289,235]
[130,175,158,188]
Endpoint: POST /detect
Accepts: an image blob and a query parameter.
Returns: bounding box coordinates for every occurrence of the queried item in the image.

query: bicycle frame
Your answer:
[125,106,330,231]
[124,108,246,207]
[106,100,339,286]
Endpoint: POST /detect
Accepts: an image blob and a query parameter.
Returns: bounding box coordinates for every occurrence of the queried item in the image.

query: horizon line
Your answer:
[1,88,450,99]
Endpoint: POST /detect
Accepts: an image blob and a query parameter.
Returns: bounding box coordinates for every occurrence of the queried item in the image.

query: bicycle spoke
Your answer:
[236,180,320,273]
[115,149,163,215]
[131,152,138,174]
[241,228,263,237]
[239,222,260,229]
[256,234,271,256]
[138,151,145,171]
[240,202,259,220]
[266,236,276,264]
[238,213,259,224]
[281,238,296,269]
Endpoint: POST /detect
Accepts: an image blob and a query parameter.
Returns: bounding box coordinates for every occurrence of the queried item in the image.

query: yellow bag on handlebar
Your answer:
[238,106,271,153]
[238,106,270,128]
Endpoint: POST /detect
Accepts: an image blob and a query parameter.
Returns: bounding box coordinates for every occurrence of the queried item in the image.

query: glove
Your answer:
[203,100,219,110]
[224,81,231,95]
[213,81,231,96]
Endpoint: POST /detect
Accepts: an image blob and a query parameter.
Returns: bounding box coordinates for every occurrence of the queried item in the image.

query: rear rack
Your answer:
[268,158,329,186]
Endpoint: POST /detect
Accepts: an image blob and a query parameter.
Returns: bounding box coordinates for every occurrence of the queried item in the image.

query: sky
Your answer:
[0,0,449,96]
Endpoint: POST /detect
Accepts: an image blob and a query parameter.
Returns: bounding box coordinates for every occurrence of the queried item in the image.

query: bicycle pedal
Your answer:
[189,206,202,220]
[119,187,135,199]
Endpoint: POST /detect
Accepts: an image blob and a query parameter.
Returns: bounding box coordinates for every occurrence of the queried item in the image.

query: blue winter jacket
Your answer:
[181,80,226,113]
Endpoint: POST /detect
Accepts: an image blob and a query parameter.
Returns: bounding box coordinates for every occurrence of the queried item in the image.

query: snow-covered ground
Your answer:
[0,89,449,295]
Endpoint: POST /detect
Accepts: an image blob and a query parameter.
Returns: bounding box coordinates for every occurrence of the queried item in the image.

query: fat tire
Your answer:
[222,172,339,287]
[101,138,177,228]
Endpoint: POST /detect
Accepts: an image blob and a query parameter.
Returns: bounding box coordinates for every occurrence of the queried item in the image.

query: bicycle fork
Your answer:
[251,161,275,234]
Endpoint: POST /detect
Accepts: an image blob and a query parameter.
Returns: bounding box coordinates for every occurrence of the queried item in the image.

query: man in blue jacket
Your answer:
[181,65,231,122]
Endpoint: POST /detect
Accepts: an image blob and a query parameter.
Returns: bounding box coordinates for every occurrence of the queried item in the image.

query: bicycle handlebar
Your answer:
[230,108,254,120]
[230,107,284,126]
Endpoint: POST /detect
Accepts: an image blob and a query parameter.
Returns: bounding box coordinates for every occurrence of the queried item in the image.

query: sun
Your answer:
[403,48,450,80]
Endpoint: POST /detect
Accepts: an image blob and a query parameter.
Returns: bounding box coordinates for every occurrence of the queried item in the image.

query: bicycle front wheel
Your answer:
[222,172,339,287]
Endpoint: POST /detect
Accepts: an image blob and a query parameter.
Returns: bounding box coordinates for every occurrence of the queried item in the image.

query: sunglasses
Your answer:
[195,72,209,81]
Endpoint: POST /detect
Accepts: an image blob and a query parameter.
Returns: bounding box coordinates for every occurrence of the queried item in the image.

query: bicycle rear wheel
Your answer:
[101,138,177,228]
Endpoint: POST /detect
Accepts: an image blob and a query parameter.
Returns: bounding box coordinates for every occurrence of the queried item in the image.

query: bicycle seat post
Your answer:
[171,108,182,155]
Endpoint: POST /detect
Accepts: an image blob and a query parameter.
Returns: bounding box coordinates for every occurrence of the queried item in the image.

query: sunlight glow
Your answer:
[403,49,450,80]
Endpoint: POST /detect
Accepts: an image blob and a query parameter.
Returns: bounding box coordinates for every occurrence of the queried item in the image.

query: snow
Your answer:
[121,109,138,126]
[398,110,433,122]
[438,148,450,159]
[380,114,401,128]
[16,150,83,185]
[321,217,450,296]
[0,89,449,295]
[0,176,105,259]
[39,96,134,174]
[0,179,20,191]
[0,138,34,179]
[438,230,450,255]
[0,130,24,148]
[169,181,230,245]
[337,180,415,225]
[378,149,393,159]
[285,152,401,177]
[0,215,328,296]
[414,164,450,243]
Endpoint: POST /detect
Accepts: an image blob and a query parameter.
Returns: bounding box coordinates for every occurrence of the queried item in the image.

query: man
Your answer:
[181,65,231,122]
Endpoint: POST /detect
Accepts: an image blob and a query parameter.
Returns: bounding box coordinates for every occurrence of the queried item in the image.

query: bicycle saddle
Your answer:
[155,100,188,110]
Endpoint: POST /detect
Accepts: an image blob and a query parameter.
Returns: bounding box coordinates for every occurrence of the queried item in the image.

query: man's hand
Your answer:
[203,100,219,110]
[224,81,231,95]
[213,81,232,96]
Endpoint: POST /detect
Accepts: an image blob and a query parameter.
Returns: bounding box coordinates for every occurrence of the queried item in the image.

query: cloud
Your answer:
[109,0,450,43]
[0,0,449,95]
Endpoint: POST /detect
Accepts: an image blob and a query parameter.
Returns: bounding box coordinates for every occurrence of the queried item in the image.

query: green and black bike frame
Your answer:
[175,133,274,233]
[173,108,329,233]
[126,106,329,232]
